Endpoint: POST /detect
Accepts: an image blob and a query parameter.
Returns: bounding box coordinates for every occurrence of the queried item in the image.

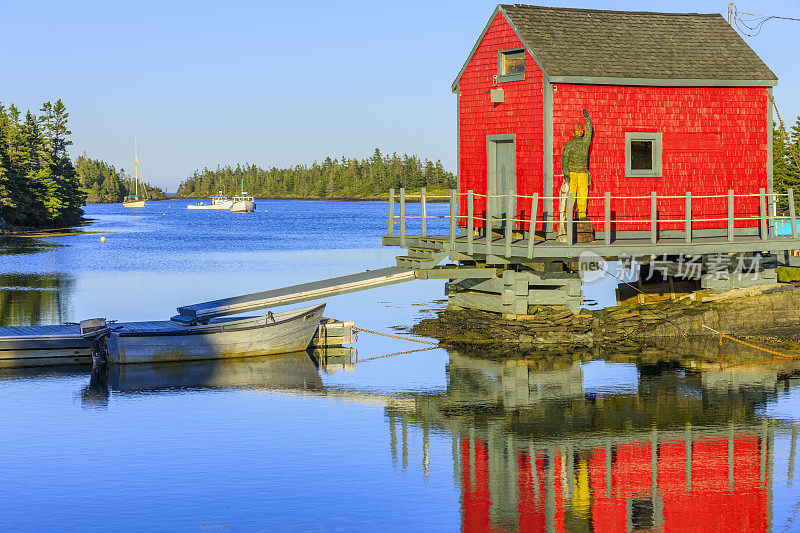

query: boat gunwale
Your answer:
[114,304,325,338]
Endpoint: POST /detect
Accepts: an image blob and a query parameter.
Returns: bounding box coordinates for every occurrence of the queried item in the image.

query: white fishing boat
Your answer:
[230,179,256,212]
[187,192,234,210]
[103,303,325,364]
[123,136,147,209]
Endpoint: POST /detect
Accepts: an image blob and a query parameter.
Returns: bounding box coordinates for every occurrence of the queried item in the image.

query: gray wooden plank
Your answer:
[177,266,415,320]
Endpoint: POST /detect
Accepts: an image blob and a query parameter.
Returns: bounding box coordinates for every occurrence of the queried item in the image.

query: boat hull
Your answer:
[187,202,233,210]
[123,200,146,208]
[105,304,325,364]
[230,200,256,212]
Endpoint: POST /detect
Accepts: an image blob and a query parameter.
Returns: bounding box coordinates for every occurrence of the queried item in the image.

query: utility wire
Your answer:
[732,4,800,37]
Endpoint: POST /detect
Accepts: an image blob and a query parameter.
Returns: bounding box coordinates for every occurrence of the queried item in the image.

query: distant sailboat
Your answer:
[123,136,147,208]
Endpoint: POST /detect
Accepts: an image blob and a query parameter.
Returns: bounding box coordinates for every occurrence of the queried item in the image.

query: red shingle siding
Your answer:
[458,12,544,230]
[552,84,769,231]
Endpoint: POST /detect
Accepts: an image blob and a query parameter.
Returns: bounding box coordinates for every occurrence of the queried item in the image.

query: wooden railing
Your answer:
[386,187,799,250]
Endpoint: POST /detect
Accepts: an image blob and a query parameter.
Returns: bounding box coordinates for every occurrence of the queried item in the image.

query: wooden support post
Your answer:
[760,188,768,241]
[528,193,539,259]
[566,193,574,245]
[651,191,658,244]
[505,189,513,257]
[399,188,406,247]
[467,190,474,255]
[728,189,734,243]
[449,189,457,248]
[790,188,798,240]
[604,192,611,245]
[388,188,395,236]
[685,192,691,244]
[420,187,427,237]
[486,193,494,255]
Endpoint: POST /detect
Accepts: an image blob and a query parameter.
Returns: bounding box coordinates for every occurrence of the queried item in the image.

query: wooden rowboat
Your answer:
[104,304,326,364]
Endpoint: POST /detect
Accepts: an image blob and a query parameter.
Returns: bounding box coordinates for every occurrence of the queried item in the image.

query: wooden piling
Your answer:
[527,193,538,259]
[467,190,474,255]
[387,188,395,236]
[399,188,406,247]
[420,187,427,237]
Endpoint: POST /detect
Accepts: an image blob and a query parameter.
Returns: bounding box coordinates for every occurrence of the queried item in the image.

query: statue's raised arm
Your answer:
[582,109,592,144]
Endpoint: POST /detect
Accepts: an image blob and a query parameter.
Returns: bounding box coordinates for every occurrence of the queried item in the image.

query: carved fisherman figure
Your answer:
[557,109,593,242]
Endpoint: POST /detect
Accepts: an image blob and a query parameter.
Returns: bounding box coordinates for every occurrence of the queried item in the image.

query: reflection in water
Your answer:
[385,351,800,532]
[0,237,60,256]
[104,352,322,394]
[0,272,73,326]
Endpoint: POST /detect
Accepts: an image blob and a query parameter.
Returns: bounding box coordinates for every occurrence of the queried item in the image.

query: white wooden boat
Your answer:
[123,136,147,209]
[230,194,256,213]
[187,193,234,210]
[230,179,256,212]
[104,304,325,364]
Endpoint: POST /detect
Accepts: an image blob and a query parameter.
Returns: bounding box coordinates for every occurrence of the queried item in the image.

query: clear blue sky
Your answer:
[3,0,798,191]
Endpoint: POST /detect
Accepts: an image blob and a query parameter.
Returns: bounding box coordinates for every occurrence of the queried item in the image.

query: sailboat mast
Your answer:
[134,135,140,197]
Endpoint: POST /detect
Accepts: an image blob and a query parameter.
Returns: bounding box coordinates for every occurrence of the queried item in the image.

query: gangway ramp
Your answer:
[172,266,416,324]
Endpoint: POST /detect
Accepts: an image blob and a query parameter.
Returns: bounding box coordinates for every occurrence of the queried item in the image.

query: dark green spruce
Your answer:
[0,100,84,227]
[175,148,456,199]
[75,155,166,203]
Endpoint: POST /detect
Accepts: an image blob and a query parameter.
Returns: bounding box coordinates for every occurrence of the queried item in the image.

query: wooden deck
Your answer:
[384,232,800,262]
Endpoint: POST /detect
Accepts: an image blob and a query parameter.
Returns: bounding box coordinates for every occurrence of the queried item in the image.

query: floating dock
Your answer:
[0,318,355,367]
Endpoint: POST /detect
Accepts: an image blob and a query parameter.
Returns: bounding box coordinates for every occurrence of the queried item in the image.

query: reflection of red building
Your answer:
[460,432,769,532]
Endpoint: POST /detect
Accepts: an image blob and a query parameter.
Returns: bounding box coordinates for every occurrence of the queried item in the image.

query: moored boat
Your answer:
[104,303,325,364]
[230,195,256,213]
[230,179,256,212]
[187,192,234,210]
[123,136,147,209]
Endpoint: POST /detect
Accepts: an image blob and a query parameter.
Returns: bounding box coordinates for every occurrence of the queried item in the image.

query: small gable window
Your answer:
[625,132,663,177]
[497,48,525,82]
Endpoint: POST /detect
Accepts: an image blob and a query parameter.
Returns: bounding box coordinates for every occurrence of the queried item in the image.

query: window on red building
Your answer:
[625,132,663,177]
[497,49,524,82]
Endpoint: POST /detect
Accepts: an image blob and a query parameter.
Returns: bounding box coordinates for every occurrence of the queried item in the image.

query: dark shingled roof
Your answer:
[494,4,777,81]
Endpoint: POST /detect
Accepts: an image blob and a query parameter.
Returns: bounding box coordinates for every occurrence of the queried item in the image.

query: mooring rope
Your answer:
[353,327,449,347]
[355,346,438,364]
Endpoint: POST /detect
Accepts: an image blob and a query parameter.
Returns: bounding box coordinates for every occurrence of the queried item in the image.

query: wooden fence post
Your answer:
[727,189,734,242]
[467,190,474,255]
[505,189,514,257]
[651,191,658,244]
[387,188,395,236]
[604,192,611,245]
[685,192,691,244]
[449,189,457,248]
[420,187,427,237]
[528,193,539,259]
[486,193,494,255]
[760,188,768,241]
[789,188,797,240]
[566,193,574,245]
[399,187,406,247]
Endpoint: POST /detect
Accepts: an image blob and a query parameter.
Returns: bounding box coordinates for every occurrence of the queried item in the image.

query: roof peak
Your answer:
[499,4,721,18]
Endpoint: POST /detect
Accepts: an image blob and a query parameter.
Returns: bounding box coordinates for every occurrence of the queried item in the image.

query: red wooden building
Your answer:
[452,5,778,234]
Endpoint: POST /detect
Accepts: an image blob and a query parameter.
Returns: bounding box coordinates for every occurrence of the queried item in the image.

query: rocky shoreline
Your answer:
[412,283,800,358]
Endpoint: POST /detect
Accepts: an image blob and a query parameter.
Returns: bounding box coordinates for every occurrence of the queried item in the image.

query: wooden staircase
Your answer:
[395,238,448,270]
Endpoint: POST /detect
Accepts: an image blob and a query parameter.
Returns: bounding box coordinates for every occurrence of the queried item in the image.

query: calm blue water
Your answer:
[2,199,800,532]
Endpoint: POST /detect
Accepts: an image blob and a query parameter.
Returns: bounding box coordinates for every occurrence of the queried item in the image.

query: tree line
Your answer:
[0,100,84,227]
[773,117,800,212]
[75,155,166,203]
[175,148,456,198]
